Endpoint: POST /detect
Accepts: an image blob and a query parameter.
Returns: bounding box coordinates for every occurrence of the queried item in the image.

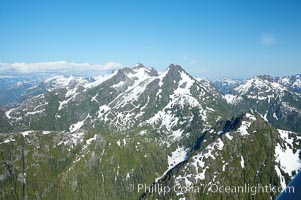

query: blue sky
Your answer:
[0,0,300,78]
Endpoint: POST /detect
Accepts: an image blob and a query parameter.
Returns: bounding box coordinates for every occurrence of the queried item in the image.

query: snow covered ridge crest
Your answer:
[217,74,301,105]
[1,64,301,199]
[4,63,225,136]
[233,74,301,94]
[2,64,301,137]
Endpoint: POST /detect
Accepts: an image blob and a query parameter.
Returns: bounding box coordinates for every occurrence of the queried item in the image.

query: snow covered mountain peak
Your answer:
[158,64,191,85]
[118,64,159,80]
[167,64,185,73]
[132,62,147,69]
[43,75,91,91]
[233,76,286,95]
[1,64,301,200]
[44,75,75,87]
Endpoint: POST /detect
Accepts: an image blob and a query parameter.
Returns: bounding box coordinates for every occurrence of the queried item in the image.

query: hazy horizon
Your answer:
[1,0,300,79]
[0,61,300,80]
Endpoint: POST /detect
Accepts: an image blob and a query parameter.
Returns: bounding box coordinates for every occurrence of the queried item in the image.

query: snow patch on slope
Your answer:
[237,113,256,136]
[0,137,15,144]
[69,114,90,133]
[168,147,189,168]
[275,129,301,177]
[174,71,195,95]
[240,156,245,168]
[84,71,118,89]
[223,94,242,104]
[155,147,188,182]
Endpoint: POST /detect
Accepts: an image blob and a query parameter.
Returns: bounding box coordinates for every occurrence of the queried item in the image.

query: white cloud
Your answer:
[260,34,276,45]
[0,61,123,74]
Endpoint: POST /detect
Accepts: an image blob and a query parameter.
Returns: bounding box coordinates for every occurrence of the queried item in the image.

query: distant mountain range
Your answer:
[0,63,300,199]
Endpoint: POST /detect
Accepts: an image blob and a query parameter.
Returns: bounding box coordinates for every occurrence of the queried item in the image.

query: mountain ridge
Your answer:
[0,63,300,200]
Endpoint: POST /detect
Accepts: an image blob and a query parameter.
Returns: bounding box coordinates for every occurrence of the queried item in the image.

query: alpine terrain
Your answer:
[0,64,300,200]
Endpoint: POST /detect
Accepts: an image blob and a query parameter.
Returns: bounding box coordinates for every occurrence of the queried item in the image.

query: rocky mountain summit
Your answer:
[0,64,300,200]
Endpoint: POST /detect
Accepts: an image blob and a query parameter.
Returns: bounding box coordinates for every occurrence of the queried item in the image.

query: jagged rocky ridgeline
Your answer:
[0,63,300,199]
